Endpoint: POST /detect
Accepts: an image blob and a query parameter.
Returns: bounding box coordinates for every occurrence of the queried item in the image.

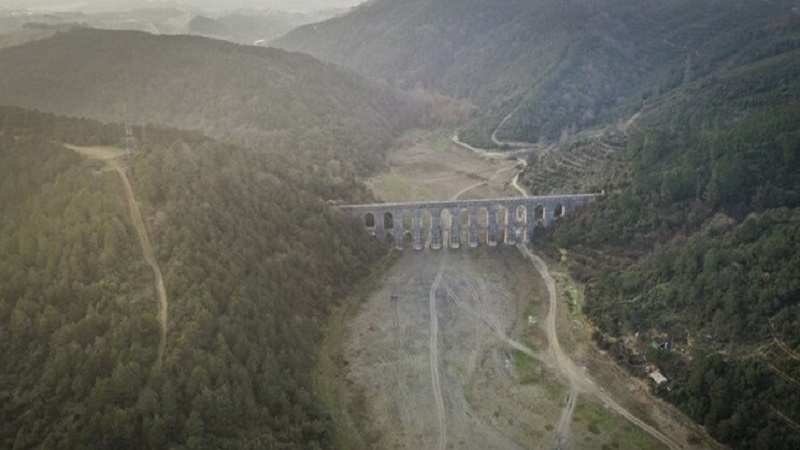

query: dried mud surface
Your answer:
[341,247,562,449]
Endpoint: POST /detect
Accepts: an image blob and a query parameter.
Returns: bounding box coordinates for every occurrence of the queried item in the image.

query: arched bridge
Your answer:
[339,194,597,250]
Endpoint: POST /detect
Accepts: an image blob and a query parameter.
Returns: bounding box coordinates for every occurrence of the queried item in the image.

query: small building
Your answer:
[648,370,668,385]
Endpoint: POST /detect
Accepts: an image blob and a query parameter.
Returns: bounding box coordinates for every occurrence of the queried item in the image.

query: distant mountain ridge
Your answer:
[0,27,420,173]
[274,0,798,146]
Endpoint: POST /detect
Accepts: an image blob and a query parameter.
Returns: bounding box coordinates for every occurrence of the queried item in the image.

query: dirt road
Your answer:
[451,128,680,448]
[518,244,680,450]
[113,161,168,370]
[66,145,168,370]
[429,256,448,450]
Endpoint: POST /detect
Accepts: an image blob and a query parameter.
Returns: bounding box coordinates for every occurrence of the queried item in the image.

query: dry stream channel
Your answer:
[320,132,713,449]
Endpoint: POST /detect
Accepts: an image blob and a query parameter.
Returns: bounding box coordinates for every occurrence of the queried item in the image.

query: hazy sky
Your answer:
[0,0,369,13]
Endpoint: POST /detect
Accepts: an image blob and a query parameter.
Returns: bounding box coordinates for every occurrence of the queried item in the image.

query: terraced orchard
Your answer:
[522,132,627,196]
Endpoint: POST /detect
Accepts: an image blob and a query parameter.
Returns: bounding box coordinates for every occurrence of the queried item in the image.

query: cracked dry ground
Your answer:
[344,247,545,449]
[334,247,670,449]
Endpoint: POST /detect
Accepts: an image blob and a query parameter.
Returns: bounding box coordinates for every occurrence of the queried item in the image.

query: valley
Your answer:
[321,134,711,449]
[2,1,799,448]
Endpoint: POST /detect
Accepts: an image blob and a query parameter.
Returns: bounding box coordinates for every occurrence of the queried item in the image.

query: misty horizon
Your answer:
[0,0,368,13]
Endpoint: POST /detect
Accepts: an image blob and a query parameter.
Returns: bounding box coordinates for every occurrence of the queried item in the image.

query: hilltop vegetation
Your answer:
[0,28,453,174]
[0,27,469,448]
[534,8,800,449]
[0,106,384,448]
[275,0,797,147]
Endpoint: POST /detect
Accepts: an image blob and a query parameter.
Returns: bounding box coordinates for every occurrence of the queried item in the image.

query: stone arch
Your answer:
[513,204,528,242]
[478,207,490,245]
[402,210,413,237]
[441,209,454,247]
[534,205,545,223]
[365,212,375,228]
[440,208,453,228]
[459,208,471,246]
[430,208,444,249]
[459,208,470,227]
[496,205,508,243]
[421,209,433,248]
[554,203,565,218]
[515,204,527,222]
[478,207,489,227]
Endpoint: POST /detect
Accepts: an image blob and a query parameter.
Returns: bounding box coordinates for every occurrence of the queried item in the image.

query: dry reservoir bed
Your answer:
[330,246,665,449]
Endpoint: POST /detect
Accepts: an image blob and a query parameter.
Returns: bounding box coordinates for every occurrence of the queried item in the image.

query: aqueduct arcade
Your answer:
[339,194,596,250]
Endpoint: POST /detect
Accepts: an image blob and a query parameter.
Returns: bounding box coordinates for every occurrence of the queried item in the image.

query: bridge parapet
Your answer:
[339,194,598,250]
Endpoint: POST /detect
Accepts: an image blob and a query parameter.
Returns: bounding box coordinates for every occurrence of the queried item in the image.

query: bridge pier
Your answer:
[392,209,403,250]
[469,208,479,248]
[431,209,442,250]
[526,208,536,242]
[450,209,460,249]
[412,211,423,250]
[543,209,552,227]
[505,214,517,245]
[487,210,498,247]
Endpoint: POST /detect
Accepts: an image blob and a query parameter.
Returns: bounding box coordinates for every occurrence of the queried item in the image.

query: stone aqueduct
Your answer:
[339,194,597,250]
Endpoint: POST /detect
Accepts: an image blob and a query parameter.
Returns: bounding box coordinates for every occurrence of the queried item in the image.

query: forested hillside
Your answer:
[538,7,800,449]
[275,0,797,147]
[0,28,448,174]
[0,106,384,448]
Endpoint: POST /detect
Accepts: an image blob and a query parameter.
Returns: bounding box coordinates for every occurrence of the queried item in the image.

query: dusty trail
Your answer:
[65,145,168,370]
[452,181,488,200]
[519,242,581,449]
[518,245,680,450]
[491,112,539,149]
[449,131,679,447]
[113,161,168,370]
[553,389,579,450]
[509,158,529,197]
[452,123,532,199]
[429,256,448,450]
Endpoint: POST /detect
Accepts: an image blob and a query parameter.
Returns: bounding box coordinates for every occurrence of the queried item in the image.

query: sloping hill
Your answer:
[274,0,796,146]
[534,8,800,449]
[0,106,383,448]
[0,27,420,173]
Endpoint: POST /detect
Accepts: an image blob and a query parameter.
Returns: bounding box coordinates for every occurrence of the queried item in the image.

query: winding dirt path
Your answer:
[452,181,488,200]
[452,114,536,199]
[518,245,680,450]
[448,131,678,447]
[113,161,168,370]
[491,112,539,149]
[553,389,579,450]
[66,145,168,370]
[429,256,448,450]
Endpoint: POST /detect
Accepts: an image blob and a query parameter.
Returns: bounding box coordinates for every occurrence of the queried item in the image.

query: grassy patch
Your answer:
[512,349,536,380]
[575,399,663,450]
[543,377,566,402]
[576,401,615,437]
